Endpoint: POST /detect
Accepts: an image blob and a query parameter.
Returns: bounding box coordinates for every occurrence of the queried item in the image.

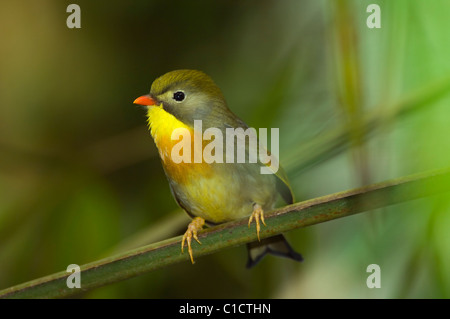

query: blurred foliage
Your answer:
[0,0,449,298]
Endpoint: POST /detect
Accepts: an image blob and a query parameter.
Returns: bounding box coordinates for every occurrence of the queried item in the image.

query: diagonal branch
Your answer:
[1,168,450,299]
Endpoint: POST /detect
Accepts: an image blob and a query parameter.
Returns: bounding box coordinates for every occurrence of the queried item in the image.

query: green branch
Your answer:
[1,168,450,299]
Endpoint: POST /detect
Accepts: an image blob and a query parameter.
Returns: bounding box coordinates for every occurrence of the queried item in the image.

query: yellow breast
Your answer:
[146,106,212,184]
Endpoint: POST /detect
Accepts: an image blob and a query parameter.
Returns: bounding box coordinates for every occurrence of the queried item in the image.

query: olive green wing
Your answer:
[274,164,294,205]
[222,117,294,205]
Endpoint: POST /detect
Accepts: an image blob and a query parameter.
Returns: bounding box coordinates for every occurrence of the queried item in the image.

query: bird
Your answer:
[133,69,303,267]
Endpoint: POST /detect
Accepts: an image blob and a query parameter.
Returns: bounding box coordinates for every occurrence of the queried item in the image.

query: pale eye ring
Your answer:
[173,91,185,102]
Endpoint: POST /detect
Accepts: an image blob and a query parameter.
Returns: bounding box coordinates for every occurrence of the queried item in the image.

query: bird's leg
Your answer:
[181,217,205,264]
[248,203,266,241]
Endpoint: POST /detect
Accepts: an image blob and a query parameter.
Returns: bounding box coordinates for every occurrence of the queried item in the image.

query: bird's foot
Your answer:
[248,203,266,241]
[181,217,205,264]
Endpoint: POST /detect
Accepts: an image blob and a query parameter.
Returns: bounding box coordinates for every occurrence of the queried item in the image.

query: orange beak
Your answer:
[133,94,157,106]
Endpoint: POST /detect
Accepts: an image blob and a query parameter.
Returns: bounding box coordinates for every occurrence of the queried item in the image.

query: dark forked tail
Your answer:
[246,234,303,268]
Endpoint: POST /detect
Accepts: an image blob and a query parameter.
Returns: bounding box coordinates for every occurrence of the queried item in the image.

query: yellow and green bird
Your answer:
[134,69,302,267]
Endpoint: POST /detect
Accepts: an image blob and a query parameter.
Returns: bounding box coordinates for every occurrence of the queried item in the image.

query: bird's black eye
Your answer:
[173,91,185,102]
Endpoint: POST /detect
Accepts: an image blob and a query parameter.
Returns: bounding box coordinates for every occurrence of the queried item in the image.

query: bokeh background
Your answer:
[1,0,450,298]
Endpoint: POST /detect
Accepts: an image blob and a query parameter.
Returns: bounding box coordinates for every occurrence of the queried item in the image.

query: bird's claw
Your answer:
[248,203,266,241]
[181,217,205,264]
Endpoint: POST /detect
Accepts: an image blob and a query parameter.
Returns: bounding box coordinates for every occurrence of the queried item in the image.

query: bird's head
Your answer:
[134,69,228,127]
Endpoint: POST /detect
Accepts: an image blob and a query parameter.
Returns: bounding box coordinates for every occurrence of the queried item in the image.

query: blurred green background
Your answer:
[1,0,450,298]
